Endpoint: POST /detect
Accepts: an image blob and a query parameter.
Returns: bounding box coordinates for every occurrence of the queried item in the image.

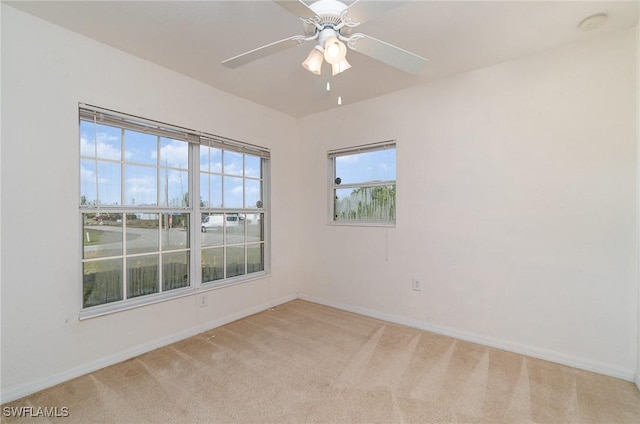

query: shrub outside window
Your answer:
[329,141,396,225]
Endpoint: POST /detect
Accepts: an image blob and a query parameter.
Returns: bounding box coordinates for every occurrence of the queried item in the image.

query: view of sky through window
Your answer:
[335,148,396,184]
[80,123,261,208]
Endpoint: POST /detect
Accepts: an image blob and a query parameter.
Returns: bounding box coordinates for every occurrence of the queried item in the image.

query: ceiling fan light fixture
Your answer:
[302,45,324,75]
[332,57,351,76]
[323,36,347,65]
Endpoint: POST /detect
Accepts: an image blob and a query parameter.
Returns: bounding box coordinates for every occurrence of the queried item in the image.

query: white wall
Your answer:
[1,4,638,404]
[636,21,640,392]
[0,6,300,402]
[298,27,638,381]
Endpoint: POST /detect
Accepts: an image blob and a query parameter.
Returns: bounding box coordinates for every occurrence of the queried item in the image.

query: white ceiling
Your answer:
[6,0,639,118]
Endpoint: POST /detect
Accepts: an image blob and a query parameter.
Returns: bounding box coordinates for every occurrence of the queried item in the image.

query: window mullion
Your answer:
[120,128,126,206]
[221,150,225,208]
[93,119,100,209]
[191,142,201,289]
[122,217,128,301]
[223,245,227,280]
[157,135,163,294]
[157,135,161,207]
[157,212,162,293]
[121,129,127,300]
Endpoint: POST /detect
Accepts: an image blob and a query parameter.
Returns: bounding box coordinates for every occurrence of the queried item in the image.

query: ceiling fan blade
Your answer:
[273,0,316,19]
[349,33,427,74]
[222,36,303,69]
[345,0,404,25]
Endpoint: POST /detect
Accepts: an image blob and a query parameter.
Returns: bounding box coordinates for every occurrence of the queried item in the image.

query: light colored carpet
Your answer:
[3,300,640,423]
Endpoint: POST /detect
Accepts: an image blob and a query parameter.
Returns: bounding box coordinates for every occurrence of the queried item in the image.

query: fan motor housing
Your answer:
[303,0,348,36]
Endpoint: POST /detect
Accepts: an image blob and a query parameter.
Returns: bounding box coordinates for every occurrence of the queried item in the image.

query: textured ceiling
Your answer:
[6,0,639,118]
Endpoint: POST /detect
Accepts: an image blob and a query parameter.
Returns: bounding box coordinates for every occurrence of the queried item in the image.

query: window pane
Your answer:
[335,185,396,222]
[226,246,245,278]
[200,145,221,172]
[226,213,245,245]
[80,159,97,206]
[223,176,243,208]
[125,165,157,206]
[95,124,122,160]
[335,148,396,185]
[247,243,264,274]
[160,138,188,169]
[127,213,158,254]
[201,213,224,246]
[200,173,209,207]
[210,174,222,208]
[210,147,222,173]
[160,169,188,207]
[247,213,263,242]
[163,251,189,291]
[83,258,123,308]
[83,213,123,259]
[125,130,157,165]
[200,145,210,172]
[162,213,189,250]
[245,179,261,209]
[97,161,121,206]
[127,254,159,298]
[80,121,96,157]
[245,155,261,178]
[223,151,243,176]
[202,247,224,283]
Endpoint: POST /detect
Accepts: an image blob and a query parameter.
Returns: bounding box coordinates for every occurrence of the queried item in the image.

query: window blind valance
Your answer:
[79,103,270,159]
[327,140,395,159]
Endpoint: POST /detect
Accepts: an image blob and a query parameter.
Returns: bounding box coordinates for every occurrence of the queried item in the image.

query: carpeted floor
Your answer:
[3,300,640,423]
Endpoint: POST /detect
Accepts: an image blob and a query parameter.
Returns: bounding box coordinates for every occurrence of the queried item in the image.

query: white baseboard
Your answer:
[299,293,636,383]
[0,293,297,404]
[2,291,635,404]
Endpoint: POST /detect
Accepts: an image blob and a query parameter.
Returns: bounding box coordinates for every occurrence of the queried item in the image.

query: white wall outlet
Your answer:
[198,294,208,307]
[412,278,422,291]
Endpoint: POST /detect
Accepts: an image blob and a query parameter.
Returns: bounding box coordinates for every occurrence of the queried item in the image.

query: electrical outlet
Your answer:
[412,278,422,291]
[198,294,208,307]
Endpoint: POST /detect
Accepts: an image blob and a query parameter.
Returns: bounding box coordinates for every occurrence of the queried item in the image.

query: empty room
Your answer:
[1,0,639,422]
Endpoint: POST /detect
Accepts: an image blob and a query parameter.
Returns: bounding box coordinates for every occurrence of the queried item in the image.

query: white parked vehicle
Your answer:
[201,214,239,232]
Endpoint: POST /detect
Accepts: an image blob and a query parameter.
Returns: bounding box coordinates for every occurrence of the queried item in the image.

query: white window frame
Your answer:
[79,104,270,319]
[198,138,269,287]
[328,140,396,227]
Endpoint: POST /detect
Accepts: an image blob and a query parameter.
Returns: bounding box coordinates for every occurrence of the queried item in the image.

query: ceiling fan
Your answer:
[222,0,428,76]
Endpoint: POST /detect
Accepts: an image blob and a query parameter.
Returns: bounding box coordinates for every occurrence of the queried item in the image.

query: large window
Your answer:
[199,140,265,283]
[329,141,396,225]
[79,105,269,316]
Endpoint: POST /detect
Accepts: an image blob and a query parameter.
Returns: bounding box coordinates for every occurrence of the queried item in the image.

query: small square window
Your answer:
[329,141,396,225]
